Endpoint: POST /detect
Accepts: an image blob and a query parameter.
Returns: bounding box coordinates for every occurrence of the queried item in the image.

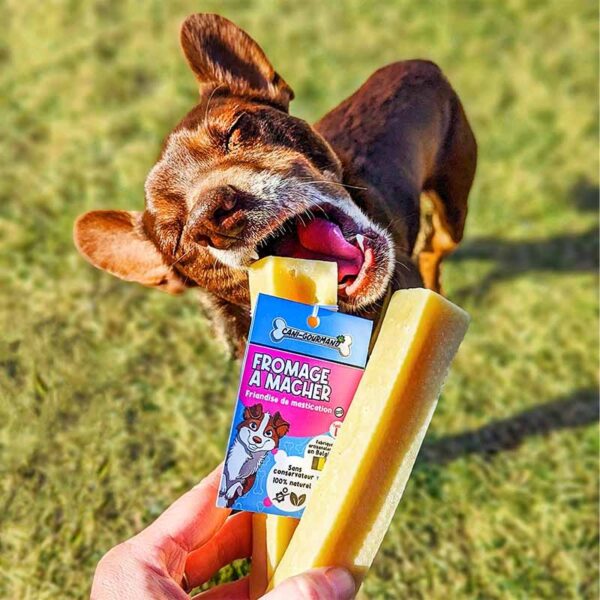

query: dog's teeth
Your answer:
[249,250,259,261]
[356,234,365,252]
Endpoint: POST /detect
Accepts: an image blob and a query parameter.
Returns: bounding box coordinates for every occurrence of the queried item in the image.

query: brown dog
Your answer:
[74,13,476,353]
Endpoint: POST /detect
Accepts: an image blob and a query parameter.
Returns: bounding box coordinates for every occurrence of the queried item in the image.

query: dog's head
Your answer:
[237,403,289,453]
[74,14,394,311]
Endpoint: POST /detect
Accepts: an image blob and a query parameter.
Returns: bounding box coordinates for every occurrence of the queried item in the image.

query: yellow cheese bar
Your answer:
[248,256,338,308]
[249,514,299,599]
[249,514,268,600]
[270,289,469,589]
[248,256,336,598]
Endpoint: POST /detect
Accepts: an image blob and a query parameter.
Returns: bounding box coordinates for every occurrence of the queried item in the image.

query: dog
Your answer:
[219,403,289,507]
[73,13,477,354]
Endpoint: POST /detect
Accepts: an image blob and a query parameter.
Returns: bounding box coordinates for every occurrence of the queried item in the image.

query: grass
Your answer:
[0,0,598,598]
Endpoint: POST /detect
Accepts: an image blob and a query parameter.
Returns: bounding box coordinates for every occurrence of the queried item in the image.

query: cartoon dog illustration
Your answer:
[219,403,290,507]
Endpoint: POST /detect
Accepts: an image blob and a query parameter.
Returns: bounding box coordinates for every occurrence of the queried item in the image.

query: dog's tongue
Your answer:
[276,218,364,282]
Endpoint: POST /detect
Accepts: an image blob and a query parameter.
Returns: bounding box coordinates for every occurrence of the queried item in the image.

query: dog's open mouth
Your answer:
[256,207,376,298]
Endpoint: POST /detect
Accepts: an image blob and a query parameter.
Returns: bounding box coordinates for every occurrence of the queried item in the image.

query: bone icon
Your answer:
[271,317,287,342]
[270,317,352,357]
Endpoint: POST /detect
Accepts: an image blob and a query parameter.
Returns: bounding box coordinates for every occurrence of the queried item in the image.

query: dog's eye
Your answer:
[265,430,273,437]
[249,422,258,430]
[225,112,256,152]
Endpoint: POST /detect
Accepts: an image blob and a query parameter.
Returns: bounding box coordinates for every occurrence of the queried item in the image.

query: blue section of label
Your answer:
[249,294,372,368]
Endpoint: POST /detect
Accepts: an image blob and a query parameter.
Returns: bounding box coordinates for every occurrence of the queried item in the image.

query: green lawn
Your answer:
[0,1,598,598]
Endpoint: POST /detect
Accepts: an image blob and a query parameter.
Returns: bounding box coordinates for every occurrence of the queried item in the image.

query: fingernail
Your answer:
[324,567,355,598]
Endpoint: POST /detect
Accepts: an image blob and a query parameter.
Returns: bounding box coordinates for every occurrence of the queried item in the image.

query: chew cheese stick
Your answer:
[248,256,338,308]
[247,256,337,599]
[249,514,299,599]
[270,289,469,589]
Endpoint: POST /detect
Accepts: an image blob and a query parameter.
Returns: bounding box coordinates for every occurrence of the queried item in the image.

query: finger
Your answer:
[185,511,253,588]
[261,568,355,600]
[137,463,230,552]
[192,576,249,599]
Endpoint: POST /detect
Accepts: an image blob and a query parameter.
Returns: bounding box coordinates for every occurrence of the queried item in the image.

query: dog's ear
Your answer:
[244,403,264,420]
[73,210,186,294]
[271,412,290,438]
[180,13,294,111]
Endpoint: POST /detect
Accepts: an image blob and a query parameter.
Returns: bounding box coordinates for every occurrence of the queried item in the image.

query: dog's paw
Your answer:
[225,483,243,500]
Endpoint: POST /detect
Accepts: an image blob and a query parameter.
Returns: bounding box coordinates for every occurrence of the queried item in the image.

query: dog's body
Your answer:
[74,14,476,353]
[219,404,289,507]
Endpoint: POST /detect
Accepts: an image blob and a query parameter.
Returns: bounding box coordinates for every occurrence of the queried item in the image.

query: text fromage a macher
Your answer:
[248,353,332,402]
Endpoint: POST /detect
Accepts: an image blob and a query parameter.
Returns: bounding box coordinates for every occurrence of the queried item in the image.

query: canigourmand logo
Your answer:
[270,317,352,357]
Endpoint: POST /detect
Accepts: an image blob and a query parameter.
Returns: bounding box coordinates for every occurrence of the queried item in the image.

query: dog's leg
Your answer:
[417,191,458,294]
[219,472,228,497]
[226,482,243,501]
[241,473,257,496]
[419,96,477,293]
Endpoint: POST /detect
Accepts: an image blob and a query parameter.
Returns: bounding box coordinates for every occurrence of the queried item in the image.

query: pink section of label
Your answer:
[240,344,364,438]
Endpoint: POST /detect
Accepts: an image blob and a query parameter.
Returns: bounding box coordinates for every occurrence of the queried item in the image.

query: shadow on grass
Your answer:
[451,181,599,302]
[420,388,599,466]
[452,226,598,301]
[571,180,600,213]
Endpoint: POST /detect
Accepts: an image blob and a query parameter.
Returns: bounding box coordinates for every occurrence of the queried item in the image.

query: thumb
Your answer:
[262,567,355,600]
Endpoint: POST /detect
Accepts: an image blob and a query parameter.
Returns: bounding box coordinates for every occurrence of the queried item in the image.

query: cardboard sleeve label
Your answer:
[217,294,372,517]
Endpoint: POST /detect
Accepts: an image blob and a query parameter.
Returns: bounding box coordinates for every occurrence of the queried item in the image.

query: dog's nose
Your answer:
[252,436,262,444]
[189,185,247,249]
[211,184,238,221]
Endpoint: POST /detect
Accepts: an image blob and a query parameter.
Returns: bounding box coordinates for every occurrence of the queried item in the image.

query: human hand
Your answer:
[91,464,355,599]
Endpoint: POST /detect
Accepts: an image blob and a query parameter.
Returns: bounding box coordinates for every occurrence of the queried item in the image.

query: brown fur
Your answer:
[73,14,477,353]
[315,60,477,297]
